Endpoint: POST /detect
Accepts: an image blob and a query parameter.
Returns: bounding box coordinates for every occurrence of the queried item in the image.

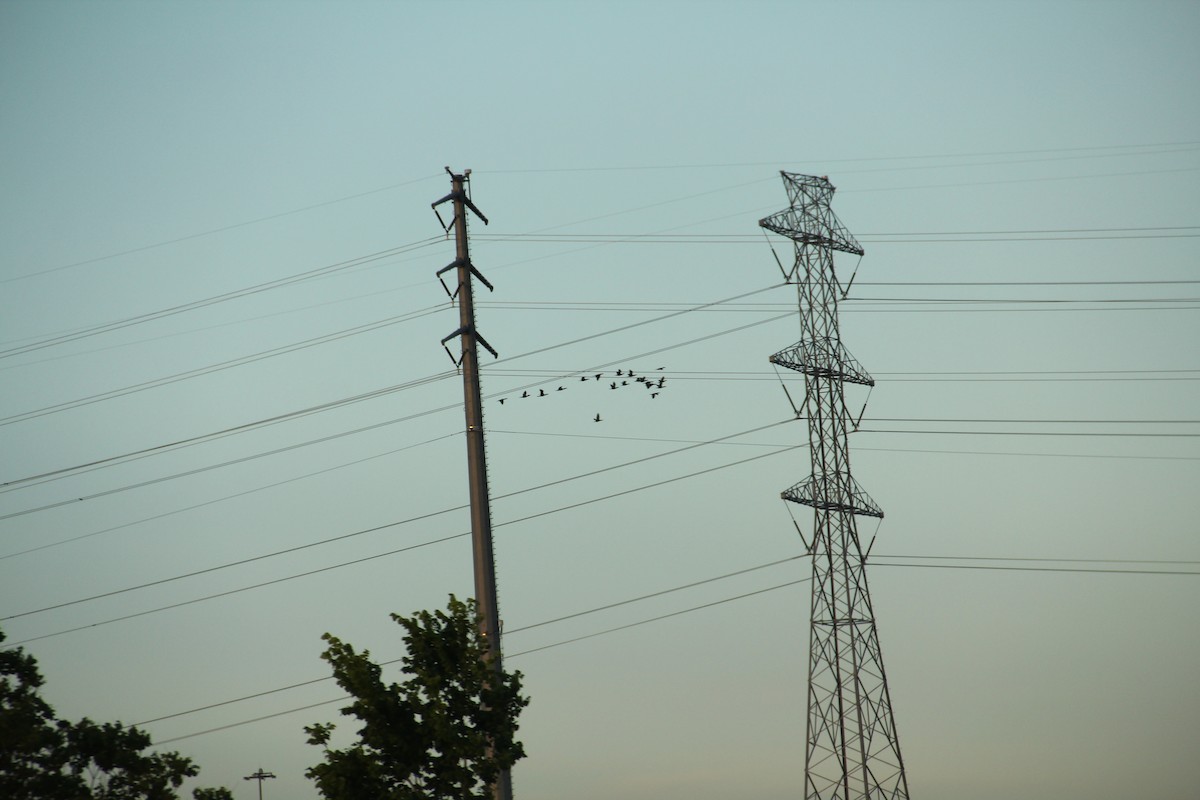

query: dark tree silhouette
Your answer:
[305,595,528,800]
[0,629,230,800]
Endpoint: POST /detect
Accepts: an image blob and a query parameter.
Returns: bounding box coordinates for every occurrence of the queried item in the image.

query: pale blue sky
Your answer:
[2,2,1198,799]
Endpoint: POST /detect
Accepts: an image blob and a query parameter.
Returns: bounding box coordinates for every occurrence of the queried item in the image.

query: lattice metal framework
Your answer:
[761,173,910,800]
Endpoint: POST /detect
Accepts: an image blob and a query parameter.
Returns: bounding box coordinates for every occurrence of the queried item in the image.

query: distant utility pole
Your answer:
[432,167,512,800]
[242,768,276,800]
[760,173,910,799]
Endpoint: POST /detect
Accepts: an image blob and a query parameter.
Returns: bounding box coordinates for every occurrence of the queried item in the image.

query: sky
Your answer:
[1,1,1198,798]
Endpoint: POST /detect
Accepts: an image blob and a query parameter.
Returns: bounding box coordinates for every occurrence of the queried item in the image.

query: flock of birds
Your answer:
[495,367,668,422]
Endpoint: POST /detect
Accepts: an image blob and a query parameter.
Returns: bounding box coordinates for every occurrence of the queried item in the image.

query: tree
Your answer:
[0,629,231,800]
[305,595,529,800]
[191,790,233,800]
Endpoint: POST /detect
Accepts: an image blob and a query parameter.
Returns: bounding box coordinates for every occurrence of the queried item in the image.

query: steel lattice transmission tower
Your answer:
[760,173,910,800]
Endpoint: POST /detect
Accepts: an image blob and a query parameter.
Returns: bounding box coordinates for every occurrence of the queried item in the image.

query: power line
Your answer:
[133,555,806,728]
[16,140,1191,293]
[874,553,1200,566]
[502,579,811,658]
[492,431,1200,461]
[150,698,346,747]
[861,280,1200,286]
[136,550,1200,729]
[483,296,1200,309]
[4,336,1191,561]
[4,445,806,642]
[870,561,1200,577]
[489,284,785,366]
[2,530,474,646]
[11,415,1195,648]
[854,445,1200,462]
[480,301,1200,315]
[4,345,1192,519]
[484,367,1200,385]
[141,554,1200,746]
[487,281,1200,294]
[4,225,1192,383]
[0,377,459,517]
[8,144,1196,344]
[0,432,460,561]
[0,307,446,428]
[858,429,1200,438]
[486,367,1200,377]
[474,226,1200,244]
[11,425,1194,564]
[867,417,1200,424]
[2,505,461,620]
[876,377,1200,383]
[2,173,445,285]
[0,374,454,494]
[848,297,1200,304]
[0,285,791,497]
[843,304,1200,315]
[15,167,1190,357]
[0,290,449,375]
[0,238,444,358]
[1,422,796,625]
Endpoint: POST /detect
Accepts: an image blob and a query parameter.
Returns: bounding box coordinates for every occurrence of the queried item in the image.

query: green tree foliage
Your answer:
[305,595,529,800]
[190,789,234,800]
[0,629,230,800]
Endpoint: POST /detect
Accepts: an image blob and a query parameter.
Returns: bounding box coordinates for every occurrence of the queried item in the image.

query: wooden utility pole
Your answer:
[432,168,511,800]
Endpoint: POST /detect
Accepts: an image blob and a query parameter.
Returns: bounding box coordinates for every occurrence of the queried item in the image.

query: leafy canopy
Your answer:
[305,595,529,800]
[0,629,230,800]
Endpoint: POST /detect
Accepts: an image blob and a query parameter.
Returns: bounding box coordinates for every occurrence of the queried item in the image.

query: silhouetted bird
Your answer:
[621,380,628,386]
[610,382,617,390]
[499,398,506,405]
[651,392,659,399]
[616,369,623,377]
[580,376,588,382]
[594,373,602,381]
[557,386,566,391]
[594,413,601,422]
[538,389,547,397]
[521,390,529,398]
[656,377,665,388]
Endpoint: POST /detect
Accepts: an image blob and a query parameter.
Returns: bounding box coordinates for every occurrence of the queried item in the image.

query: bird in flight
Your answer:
[594,413,602,422]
